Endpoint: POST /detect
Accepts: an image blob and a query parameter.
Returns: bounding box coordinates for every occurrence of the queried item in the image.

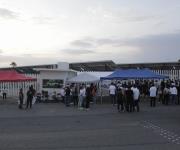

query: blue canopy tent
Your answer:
[100,69,168,80]
[99,69,168,104]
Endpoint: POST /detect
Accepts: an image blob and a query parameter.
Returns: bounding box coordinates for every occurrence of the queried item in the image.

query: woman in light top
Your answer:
[78,86,86,109]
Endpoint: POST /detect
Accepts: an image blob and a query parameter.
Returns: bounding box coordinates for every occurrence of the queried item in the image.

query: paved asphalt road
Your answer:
[0,99,180,150]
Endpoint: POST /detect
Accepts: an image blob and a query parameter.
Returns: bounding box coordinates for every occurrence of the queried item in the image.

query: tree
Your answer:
[10,62,17,68]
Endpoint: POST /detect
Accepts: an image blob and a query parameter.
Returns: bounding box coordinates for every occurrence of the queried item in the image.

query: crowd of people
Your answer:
[109,82,140,112]
[61,83,97,110]
[56,79,180,112]
[17,83,97,110]
[16,79,180,112]
[109,79,180,113]
[18,85,36,109]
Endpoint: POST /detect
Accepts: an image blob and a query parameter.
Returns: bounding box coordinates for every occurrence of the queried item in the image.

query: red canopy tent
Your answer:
[0,70,36,82]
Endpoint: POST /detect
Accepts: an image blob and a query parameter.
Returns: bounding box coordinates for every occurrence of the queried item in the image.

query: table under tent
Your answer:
[0,70,36,98]
[100,69,168,103]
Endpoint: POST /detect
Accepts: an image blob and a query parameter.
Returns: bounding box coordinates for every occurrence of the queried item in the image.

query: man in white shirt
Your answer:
[78,85,86,109]
[109,82,116,106]
[132,85,140,112]
[149,84,157,107]
[170,84,177,104]
[60,87,65,103]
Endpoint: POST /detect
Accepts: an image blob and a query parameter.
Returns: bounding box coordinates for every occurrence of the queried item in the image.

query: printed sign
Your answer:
[43,79,63,88]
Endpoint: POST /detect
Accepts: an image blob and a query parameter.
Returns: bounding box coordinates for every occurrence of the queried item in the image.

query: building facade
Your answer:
[0,60,180,98]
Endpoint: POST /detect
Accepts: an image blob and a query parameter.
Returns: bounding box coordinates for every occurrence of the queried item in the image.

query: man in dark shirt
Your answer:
[65,85,71,107]
[72,84,78,106]
[26,87,33,109]
[177,83,180,105]
[117,87,124,112]
[125,86,134,112]
[86,85,91,109]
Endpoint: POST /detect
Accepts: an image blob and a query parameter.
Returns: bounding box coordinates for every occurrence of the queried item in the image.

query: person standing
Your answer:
[19,88,24,109]
[60,86,65,103]
[2,88,7,100]
[117,87,124,112]
[85,85,91,110]
[163,85,170,105]
[26,87,33,109]
[132,85,140,112]
[158,87,163,104]
[149,84,157,107]
[125,86,134,112]
[170,84,177,105]
[30,85,36,105]
[90,83,97,105]
[78,86,86,109]
[72,84,78,106]
[177,83,180,105]
[109,83,116,106]
[65,85,71,107]
[92,85,97,105]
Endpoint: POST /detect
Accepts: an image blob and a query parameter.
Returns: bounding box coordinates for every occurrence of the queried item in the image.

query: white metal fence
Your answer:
[152,69,180,80]
[0,73,40,98]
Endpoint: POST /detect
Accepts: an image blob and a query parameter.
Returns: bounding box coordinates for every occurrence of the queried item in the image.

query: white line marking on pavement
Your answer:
[140,121,180,145]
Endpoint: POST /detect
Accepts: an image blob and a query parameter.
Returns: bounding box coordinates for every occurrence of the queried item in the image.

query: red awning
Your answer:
[0,70,36,82]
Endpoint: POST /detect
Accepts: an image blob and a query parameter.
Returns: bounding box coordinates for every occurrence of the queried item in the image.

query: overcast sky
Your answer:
[0,0,180,67]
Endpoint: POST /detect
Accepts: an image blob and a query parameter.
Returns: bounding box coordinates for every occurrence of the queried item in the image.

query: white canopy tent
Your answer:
[67,72,113,104]
[79,72,113,79]
[67,72,99,83]
[68,72,113,83]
